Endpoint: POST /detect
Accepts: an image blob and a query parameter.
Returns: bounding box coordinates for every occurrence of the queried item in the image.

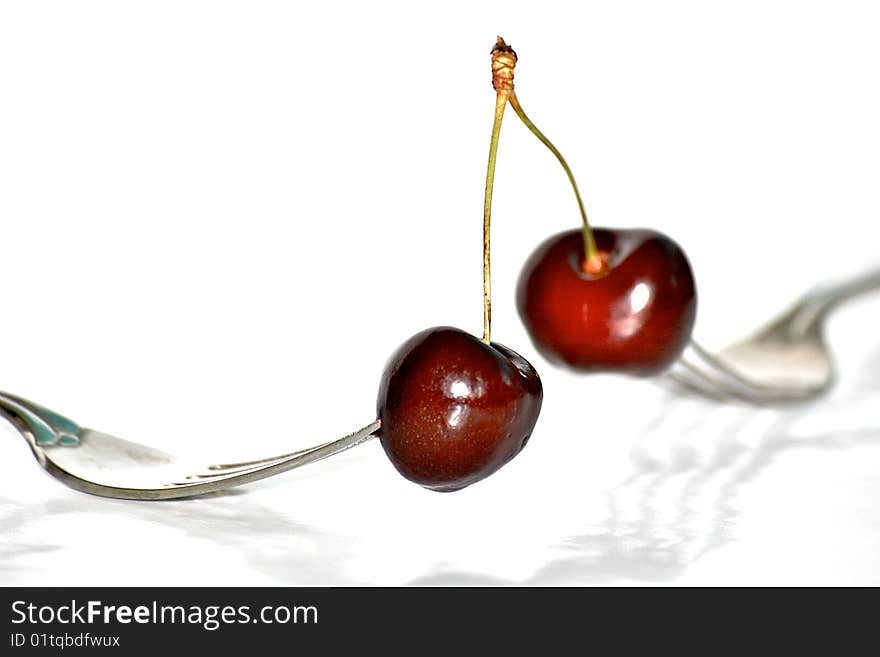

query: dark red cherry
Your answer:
[377,327,543,492]
[517,228,696,375]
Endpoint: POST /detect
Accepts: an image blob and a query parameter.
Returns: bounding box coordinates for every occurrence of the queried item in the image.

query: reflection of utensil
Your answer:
[0,390,379,500]
[669,267,880,403]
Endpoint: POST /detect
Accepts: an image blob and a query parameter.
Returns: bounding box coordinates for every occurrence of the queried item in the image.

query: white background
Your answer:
[1,1,879,585]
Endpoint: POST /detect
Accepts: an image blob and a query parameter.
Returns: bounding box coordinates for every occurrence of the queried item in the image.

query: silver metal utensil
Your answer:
[668,267,880,403]
[0,389,379,500]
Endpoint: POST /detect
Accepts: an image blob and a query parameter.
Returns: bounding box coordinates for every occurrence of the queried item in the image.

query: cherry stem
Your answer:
[483,37,517,344]
[483,90,509,344]
[507,91,603,274]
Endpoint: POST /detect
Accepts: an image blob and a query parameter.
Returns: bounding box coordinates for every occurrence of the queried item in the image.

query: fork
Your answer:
[667,266,880,403]
[0,388,379,500]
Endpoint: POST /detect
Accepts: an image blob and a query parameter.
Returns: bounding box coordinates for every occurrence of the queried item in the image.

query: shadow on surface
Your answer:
[407,339,880,585]
[0,488,358,585]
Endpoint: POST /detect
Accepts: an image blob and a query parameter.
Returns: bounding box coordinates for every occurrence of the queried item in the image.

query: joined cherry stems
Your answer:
[483,36,603,342]
[487,37,603,292]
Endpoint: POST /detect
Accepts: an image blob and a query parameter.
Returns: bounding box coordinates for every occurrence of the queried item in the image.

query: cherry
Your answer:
[373,39,542,491]
[377,327,542,491]
[493,37,697,373]
[517,228,696,374]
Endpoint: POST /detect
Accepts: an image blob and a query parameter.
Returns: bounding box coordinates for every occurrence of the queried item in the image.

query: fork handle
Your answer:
[808,267,880,313]
[0,391,81,449]
[789,266,880,334]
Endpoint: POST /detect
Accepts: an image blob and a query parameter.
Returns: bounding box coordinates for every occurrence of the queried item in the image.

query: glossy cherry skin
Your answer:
[517,228,696,375]
[377,327,543,492]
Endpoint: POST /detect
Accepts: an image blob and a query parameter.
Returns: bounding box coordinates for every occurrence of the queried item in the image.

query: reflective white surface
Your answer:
[1,1,880,585]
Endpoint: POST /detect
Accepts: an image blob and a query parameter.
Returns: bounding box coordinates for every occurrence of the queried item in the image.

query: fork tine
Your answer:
[666,353,738,403]
[158,420,382,495]
[181,440,340,481]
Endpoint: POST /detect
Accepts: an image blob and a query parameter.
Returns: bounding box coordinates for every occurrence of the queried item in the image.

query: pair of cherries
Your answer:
[377,39,696,491]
